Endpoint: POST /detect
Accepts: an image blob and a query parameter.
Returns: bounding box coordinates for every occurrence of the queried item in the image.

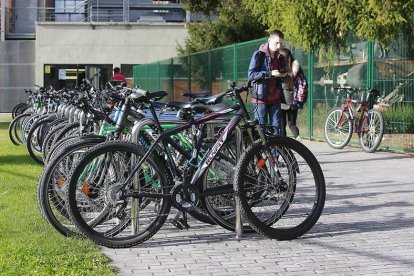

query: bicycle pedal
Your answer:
[170,219,184,230]
[178,218,190,230]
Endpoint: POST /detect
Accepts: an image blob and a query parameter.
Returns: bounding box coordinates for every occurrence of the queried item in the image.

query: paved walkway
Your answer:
[102,141,414,275]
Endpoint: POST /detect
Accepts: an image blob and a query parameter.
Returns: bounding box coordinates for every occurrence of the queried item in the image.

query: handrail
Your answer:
[4,0,187,24]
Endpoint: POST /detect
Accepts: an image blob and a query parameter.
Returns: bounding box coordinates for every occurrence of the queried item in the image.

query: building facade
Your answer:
[0,0,189,112]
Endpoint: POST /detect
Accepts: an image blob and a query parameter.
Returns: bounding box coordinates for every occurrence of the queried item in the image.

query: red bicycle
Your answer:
[324,87,384,153]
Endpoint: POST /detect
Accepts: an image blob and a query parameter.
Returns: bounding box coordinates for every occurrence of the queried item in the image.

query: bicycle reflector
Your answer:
[58,177,66,191]
[256,158,266,168]
[82,182,90,196]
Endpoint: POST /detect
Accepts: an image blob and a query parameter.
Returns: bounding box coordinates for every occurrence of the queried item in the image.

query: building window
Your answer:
[55,0,85,13]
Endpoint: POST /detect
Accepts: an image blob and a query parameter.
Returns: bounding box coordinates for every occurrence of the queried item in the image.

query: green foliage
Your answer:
[181,0,221,15]
[0,122,116,276]
[242,0,414,53]
[178,0,267,54]
[383,105,414,133]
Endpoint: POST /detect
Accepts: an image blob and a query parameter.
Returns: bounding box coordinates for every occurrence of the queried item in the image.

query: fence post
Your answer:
[170,58,174,101]
[145,64,148,89]
[208,49,212,94]
[233,44,238,83]
[188,54,192,93]
[367,41,374,89]
[307,52,314,139]
[157,61,160,90]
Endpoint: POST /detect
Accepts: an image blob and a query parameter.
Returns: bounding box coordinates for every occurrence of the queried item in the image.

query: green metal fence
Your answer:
[134,36,414,154]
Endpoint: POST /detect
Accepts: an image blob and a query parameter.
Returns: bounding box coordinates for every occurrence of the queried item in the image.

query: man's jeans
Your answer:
[254,103,281,137]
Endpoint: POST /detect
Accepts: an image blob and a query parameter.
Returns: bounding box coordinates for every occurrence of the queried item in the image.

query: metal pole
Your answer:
[123,0,129,23]
[233,44,237,83]
[234,126,243,239]
[307,53,314,139]
[1,0,6,41]
[367,41,374,89]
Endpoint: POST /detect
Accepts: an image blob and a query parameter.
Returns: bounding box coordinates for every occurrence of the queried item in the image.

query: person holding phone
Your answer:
[248,30,288,137]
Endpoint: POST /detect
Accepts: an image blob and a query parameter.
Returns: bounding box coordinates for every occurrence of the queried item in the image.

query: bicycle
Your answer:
[37,89,220,237]
[67,83,325,248]
[324,86,384,153]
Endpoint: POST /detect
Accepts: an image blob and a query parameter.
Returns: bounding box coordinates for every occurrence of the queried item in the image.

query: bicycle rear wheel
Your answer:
[68,140,172,248]
[324,108,353,149]
[234,136,325,240]
[358,108,384,153]
[8,113,31,145]
[37,135,106,237]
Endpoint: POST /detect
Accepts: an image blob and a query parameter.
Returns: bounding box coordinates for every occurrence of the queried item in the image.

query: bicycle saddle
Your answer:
[181,91,210,99]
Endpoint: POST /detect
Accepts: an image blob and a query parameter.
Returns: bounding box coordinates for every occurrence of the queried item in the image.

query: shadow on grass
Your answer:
[0,122,10,131]
[0,154,38,166]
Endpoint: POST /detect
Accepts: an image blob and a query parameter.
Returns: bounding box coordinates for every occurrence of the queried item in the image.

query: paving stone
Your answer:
[101,141,414,275]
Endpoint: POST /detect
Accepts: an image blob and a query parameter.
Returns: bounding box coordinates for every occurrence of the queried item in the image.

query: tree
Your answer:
[178,0,267,54]
[242,0,414,53]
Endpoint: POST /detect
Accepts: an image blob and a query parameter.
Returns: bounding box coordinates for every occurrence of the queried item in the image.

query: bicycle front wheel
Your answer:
[234,137,325,240]
[202,135,254,233]
[324,108,353,149]
[358,108,384,153]
[68,140,172,248]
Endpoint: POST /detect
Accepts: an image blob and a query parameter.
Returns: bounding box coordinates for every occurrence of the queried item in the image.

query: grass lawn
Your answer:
[0,121,117,275]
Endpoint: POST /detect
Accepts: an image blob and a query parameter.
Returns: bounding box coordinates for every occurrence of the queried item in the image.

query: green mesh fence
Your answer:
[133,36,414,153]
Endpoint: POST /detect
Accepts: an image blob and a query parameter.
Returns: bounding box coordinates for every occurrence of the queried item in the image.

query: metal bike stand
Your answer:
[234,126,243,239]
[131,118,158,234]
[131,117,244,237]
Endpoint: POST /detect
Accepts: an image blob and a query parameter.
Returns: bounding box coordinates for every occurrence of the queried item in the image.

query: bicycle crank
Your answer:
[171,183,199,212]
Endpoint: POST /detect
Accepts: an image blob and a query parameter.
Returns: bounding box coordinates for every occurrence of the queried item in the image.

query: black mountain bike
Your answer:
[67,83,325,247]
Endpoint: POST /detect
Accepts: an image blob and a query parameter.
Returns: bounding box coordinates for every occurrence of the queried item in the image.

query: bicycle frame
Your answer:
[122,104,244,192]
[338,90,369,133]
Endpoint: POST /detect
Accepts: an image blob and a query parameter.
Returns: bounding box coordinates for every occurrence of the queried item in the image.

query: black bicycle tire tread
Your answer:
[42,122,70,162]
[27,116,57,164]
[234,136,326,240]
[67,140,172,248]
[8,113,31,145]
[37,136,106,237]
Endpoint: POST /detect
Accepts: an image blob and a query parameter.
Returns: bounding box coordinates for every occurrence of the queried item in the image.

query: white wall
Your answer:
[35,22,187,85]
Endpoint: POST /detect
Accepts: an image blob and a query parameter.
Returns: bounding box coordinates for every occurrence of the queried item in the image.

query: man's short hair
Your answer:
[269,30,284,39]
[113,67,121,73]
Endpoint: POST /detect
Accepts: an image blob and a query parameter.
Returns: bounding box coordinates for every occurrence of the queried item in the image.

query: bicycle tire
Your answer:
[46,134,87,164]
[27,116,57,164]
[51,121,81,148]
[234,136,326,240]
[21,113,41,145]
[12,103,29,119]
[37,135,106,237]
[324,107,353,149]
[67,140,172,248]
[42,121,70,163]
[358,108,384,153]
[201,134,254,232]
[8,113,31,145]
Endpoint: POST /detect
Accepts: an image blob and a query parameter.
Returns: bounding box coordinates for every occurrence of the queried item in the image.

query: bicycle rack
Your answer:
[131,116,245,239]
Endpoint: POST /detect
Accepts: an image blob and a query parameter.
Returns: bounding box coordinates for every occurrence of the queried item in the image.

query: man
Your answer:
[111,67,127,84]
[248,30,287,136]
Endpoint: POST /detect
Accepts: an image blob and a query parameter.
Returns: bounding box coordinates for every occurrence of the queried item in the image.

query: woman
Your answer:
[279,48,308,141]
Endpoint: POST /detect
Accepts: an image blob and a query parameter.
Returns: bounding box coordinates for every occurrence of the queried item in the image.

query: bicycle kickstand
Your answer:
[170,211,190,230]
